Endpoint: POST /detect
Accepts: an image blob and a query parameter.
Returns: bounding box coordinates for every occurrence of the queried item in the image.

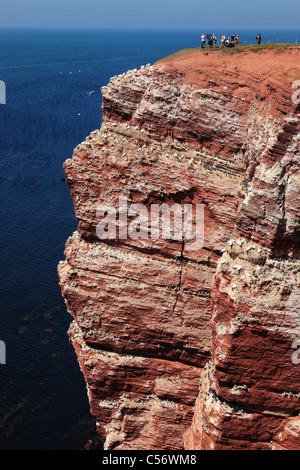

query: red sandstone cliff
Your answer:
[58,47,300,450]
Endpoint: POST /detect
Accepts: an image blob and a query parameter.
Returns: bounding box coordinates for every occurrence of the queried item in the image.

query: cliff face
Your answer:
[58,47,300,450]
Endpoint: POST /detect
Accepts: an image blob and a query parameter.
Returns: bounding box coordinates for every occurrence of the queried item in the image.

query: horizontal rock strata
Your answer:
[58,47,300,450]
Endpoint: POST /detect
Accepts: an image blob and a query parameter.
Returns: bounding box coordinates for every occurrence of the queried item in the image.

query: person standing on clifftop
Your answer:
[201,33,206,48]
[256,33,262,44]
[207,34,213,47]
[221,33,226,47]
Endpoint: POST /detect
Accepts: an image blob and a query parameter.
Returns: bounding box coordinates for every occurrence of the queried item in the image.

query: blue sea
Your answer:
[0,28,299,450]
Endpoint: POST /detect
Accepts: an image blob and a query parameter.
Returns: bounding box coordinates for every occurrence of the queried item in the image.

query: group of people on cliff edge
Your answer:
[201,33,240,48]
[200,32,262,48]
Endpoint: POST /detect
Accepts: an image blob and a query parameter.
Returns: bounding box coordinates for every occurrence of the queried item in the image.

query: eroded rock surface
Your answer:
[58,47,300,450]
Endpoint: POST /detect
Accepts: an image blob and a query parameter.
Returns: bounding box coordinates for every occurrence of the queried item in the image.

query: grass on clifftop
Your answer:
[158,43,300,62]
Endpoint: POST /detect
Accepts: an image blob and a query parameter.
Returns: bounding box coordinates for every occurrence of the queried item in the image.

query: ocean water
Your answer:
[0,28,299,450]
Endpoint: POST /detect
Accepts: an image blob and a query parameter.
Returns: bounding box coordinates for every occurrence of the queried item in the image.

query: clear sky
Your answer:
[1,0,300,30]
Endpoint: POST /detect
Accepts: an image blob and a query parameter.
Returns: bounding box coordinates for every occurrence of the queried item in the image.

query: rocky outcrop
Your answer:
[58,47,300,450]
